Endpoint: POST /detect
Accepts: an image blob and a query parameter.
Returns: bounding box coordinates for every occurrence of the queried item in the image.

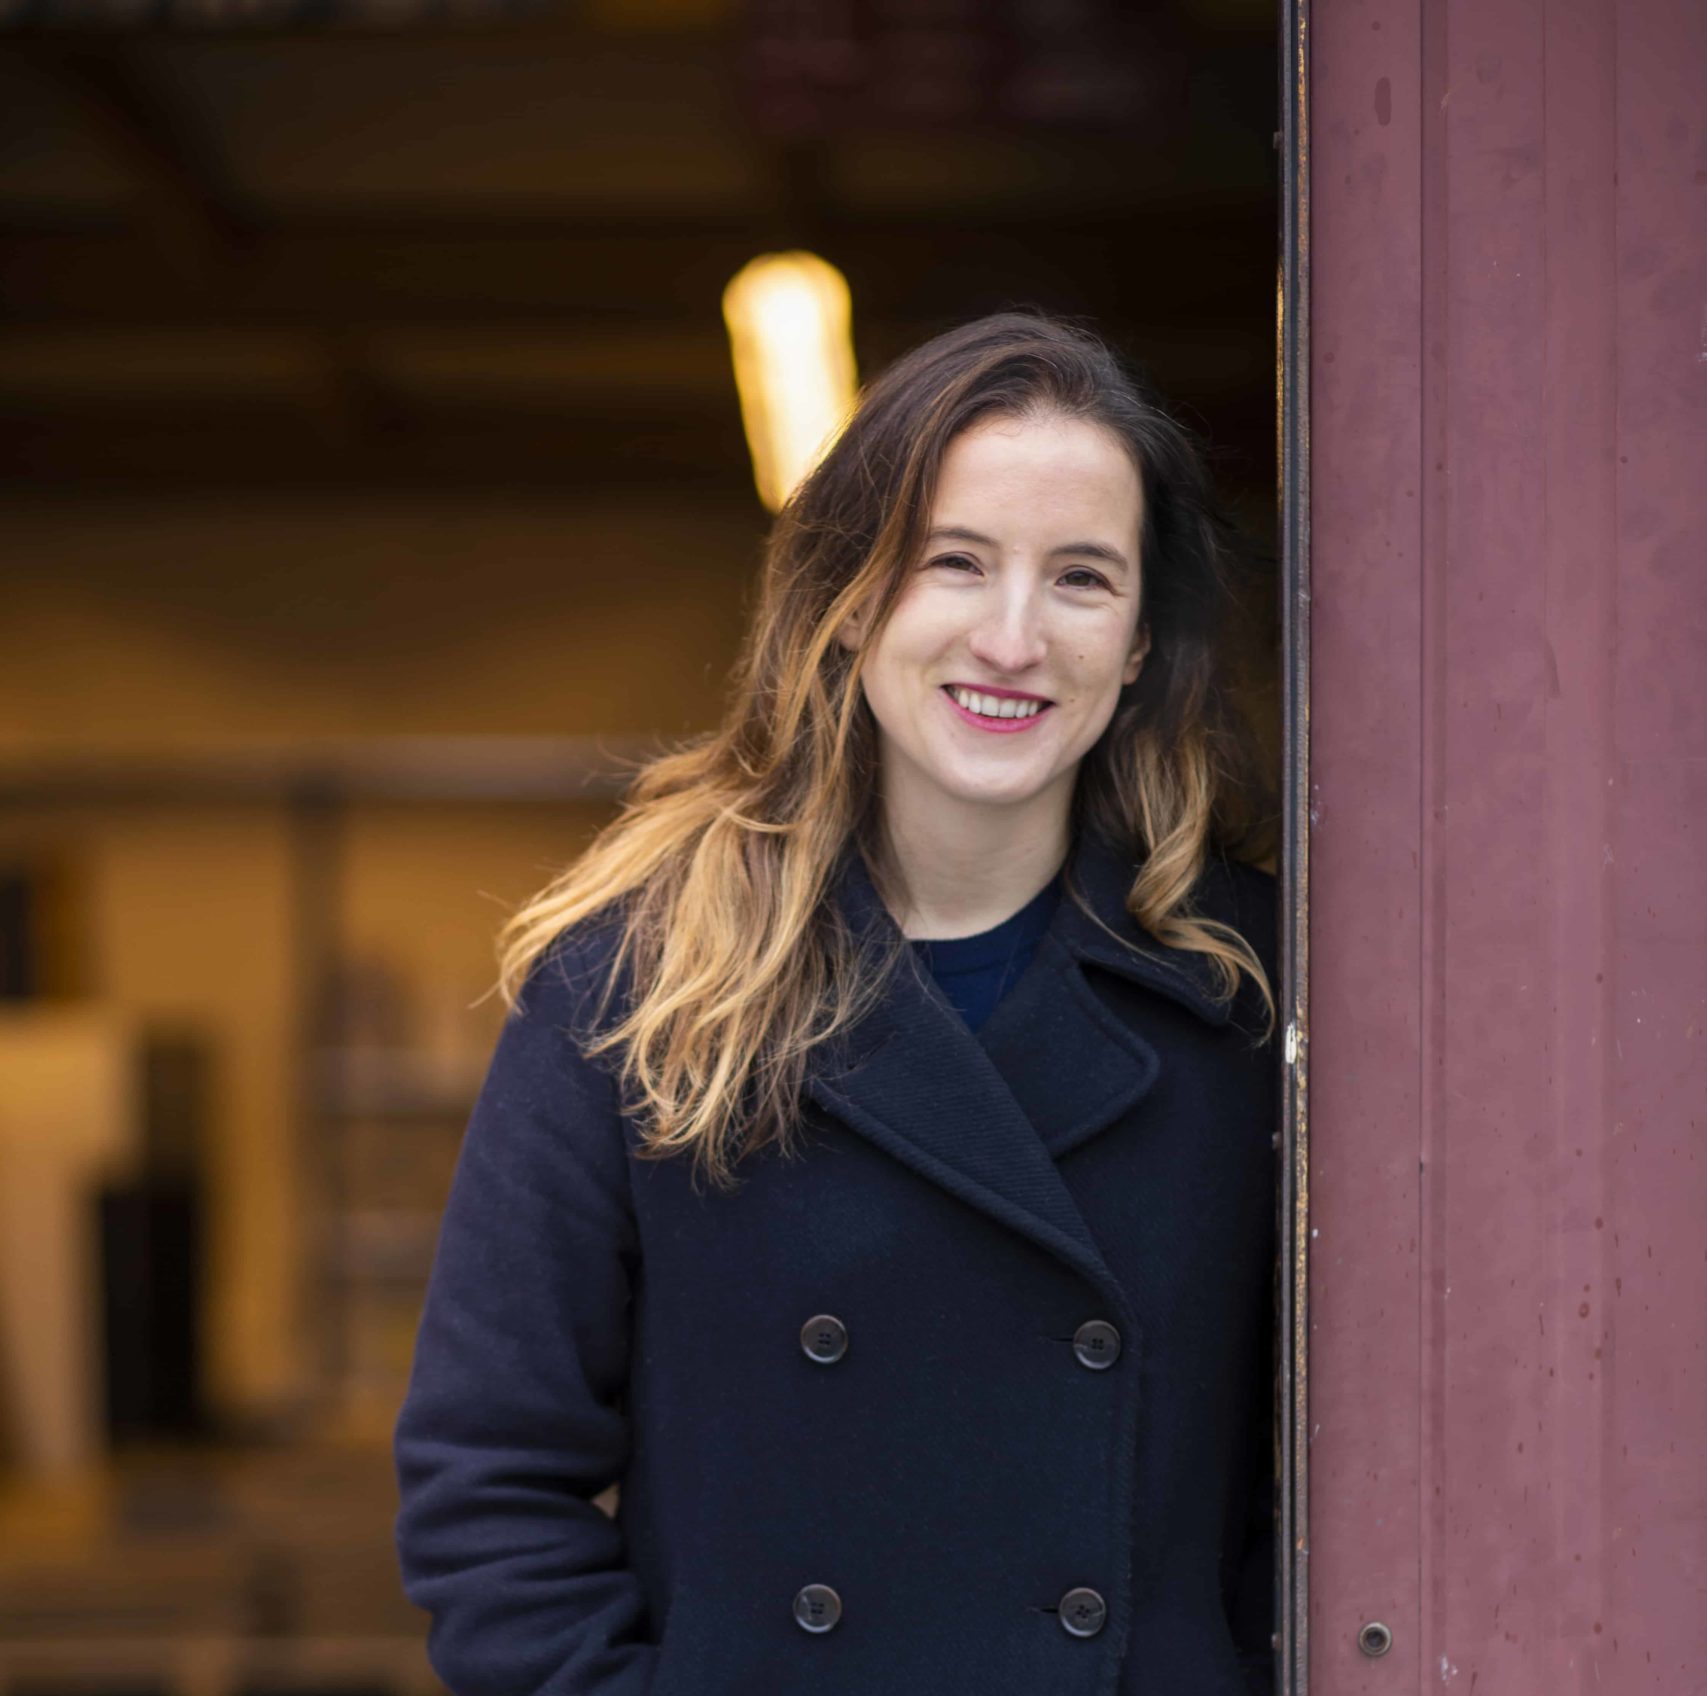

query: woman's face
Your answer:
[839,409,1149,836]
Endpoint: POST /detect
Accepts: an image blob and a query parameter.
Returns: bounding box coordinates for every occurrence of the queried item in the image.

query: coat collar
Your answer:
[803,823,1235,1305]
[1038,825,1236,1030]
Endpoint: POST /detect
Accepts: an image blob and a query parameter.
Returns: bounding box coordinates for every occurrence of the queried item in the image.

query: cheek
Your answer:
[870,607,954,678]
[857,645,918,731]
[1065,631,1136,690]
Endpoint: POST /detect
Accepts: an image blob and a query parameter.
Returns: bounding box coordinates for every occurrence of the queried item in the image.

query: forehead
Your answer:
[933,414,1142,526]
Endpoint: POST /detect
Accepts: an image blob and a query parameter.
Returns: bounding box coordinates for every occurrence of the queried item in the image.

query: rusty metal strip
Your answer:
[1277,0,1311,1690]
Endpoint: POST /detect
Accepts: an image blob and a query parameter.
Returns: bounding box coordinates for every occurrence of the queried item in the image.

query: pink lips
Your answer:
[940,685,1054,735]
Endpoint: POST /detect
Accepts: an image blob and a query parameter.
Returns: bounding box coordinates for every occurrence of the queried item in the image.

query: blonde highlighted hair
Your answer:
[498,309,1276,1191]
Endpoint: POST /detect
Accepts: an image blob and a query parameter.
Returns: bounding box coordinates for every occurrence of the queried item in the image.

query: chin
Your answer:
[938,773,1051,809]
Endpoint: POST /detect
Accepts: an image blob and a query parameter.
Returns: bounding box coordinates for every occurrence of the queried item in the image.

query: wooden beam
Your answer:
[0,384,1277,492]
[0,408,756,491]
[0,205,1275,324]
[20,46,253,290]
[14,49,409,446]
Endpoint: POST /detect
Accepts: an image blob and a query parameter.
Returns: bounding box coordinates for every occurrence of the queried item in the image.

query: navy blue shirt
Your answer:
[909,870,1064,1033]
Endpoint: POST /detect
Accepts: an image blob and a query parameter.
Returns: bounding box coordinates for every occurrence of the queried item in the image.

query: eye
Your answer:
[1060,567,1113,589]
[928,553,982,573]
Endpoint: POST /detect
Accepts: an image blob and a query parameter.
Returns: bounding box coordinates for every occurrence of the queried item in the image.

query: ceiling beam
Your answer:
[0,382,1277,493]
[15,48,407,445]
[0,203,1274,323]
[0,409,754,491]
[20,46,252,289]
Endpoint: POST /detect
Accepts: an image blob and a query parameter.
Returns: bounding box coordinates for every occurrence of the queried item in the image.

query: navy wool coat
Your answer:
[393,823,1280,1696]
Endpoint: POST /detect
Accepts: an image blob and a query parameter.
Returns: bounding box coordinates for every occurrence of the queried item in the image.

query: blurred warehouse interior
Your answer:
[0,2,1281,1692]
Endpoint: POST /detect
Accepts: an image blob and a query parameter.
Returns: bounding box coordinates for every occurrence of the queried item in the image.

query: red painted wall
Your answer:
[1309,0,1706,1690]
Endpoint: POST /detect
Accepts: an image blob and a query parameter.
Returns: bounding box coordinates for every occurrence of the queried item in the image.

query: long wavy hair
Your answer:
[497,308,1276,1190]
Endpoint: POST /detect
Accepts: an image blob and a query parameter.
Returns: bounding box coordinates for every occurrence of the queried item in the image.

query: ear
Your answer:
[1120,622,1151,687]
[835,603,867,653]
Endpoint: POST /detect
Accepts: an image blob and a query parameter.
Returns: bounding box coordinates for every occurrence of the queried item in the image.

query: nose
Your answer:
[966,581,1047,675]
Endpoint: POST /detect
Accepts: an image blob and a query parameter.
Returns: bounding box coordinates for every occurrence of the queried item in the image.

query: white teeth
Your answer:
[950,686,1044,719]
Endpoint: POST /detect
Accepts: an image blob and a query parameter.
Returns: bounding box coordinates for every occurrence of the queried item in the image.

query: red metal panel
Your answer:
[1309,0,1426,1687]
[1310,0,1706,1690]
[1608,5,1707,1685]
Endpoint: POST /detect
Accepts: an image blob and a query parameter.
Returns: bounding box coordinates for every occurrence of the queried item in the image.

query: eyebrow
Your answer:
[925,526,1133,575]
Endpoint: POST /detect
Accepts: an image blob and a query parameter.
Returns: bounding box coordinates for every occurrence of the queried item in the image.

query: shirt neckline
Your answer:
[908,871,1064,973]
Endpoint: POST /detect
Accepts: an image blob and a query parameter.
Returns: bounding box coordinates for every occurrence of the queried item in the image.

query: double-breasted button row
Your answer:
[796,1313,1110,1642]
[803,1313,1119,1372]
[792,1582,1107,1639]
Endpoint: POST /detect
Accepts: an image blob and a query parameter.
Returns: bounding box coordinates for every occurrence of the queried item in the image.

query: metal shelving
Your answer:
[0,736,646,1428]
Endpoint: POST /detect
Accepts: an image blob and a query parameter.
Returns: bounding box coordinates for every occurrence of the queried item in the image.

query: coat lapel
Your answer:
[984,825,1235,1159]
[803,825,1234,1297]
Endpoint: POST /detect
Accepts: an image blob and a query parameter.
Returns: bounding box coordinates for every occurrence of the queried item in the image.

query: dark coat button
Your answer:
[800,1314,848,1364]
[793,1583,842,1633]
[1072,1319,1121,1370]
[1059,1586,1107,1638]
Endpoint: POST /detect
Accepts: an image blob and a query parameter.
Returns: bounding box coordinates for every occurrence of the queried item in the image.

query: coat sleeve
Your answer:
[392,932,659,1696]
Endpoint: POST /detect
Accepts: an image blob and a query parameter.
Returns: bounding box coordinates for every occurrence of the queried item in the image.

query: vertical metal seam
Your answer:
[1279,0,1312,1689]
[1418,0,1451,1685]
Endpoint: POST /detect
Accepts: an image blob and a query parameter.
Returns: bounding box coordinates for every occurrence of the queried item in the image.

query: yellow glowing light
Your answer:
[722,251,857,512]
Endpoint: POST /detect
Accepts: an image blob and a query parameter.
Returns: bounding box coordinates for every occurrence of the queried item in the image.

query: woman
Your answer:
[393,309,1281,1696]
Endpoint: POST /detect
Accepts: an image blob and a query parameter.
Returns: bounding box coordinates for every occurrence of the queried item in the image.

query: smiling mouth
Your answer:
[940,684,1056,730]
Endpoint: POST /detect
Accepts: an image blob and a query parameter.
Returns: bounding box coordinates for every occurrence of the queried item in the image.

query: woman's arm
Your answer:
[393,935,659,1696]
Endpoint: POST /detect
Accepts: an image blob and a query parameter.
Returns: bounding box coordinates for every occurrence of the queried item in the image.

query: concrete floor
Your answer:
[0,1433,436,1696]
